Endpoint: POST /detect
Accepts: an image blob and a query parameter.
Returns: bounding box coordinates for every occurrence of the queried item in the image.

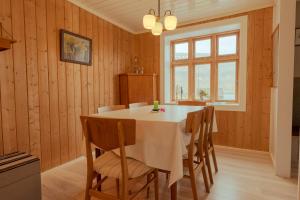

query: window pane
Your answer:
[195,39,211,58]
[218,35,237,55]
[218,62,236,101]
[174,42,188,60]
[195,64,210,100]
[174,66,188,100]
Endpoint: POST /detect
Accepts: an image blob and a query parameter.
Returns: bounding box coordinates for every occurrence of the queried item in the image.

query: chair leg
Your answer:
[154,170,159,200]
[188,164,198,200]
[205,152,214,185]
[116,179,120,198]
[85,173,93,200]
[201,164,210,193]
[147,173,151,198]
[211,147,218,172]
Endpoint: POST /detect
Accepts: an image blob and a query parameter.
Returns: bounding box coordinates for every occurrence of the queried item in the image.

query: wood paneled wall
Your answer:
[0,1,273,171]
[133,7,273,151]
[0,0,135,170]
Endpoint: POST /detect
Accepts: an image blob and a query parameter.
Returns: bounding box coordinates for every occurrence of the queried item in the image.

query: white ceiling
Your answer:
[69,0,274,33]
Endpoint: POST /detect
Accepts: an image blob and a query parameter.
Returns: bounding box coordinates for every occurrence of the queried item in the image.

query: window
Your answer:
[195,39,211,58]
[218,35,237,55]
[173,66,189,100]
[195,64,211,100]
[217,62,237,101]
[171,31,239,102]
[174,42,189,60]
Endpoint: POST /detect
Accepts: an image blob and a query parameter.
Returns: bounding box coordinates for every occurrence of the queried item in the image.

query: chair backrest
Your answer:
[98,105,126,113]
[80,116,136,151]
[204,106,215,144]
[178,100,206,106]
[129,102,148,109]
[185,109,206,159]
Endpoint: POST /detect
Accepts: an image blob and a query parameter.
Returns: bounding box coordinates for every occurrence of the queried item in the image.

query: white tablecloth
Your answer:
[95,105,218,187]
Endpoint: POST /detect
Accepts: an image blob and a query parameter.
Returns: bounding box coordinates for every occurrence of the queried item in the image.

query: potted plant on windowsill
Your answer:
[199,89,208,101]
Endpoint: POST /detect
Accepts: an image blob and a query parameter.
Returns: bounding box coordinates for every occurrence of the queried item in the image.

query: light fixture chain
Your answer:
[158,0,160,18]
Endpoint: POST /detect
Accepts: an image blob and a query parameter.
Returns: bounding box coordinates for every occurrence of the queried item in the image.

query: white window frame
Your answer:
[160,16,248,111]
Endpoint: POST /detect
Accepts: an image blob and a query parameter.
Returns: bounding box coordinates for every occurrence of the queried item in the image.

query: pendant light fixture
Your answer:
[143,0,177,36]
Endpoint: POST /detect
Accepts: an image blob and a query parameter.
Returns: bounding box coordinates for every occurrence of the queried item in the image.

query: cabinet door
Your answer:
[128,76,154,104]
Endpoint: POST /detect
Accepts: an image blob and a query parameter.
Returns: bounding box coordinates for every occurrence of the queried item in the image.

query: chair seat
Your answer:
[94,151,152,179]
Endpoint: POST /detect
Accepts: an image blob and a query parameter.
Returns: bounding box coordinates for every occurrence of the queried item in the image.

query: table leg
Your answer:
[95,148,102,191]
[171,182,177,200]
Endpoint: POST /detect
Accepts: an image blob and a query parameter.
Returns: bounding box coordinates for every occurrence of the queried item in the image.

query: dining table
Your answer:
[94,104,218,200]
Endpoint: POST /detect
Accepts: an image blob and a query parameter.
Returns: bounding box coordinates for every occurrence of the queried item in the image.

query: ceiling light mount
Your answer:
[143,0,177,36]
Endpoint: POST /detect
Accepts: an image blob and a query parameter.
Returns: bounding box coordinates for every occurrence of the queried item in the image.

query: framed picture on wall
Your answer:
[295,28,300,46]
[60,29,92,65]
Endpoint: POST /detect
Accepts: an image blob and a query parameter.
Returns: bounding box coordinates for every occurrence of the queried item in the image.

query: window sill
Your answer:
[207,102,245,112]
[166,101,246,112]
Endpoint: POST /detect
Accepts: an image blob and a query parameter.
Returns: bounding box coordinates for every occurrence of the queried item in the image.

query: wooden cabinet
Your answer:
[119,73,157,107]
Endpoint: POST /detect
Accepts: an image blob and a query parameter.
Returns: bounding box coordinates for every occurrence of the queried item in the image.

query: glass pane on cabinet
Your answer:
[174,42,188,60]
[195,64,210,100]
[217,62,237,101]
[174,66,188,100]
[195,39,211,58]
[218,35,237,55]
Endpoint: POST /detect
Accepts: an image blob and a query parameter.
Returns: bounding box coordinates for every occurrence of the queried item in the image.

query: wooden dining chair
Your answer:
[177,100,206,106]
[96,104,126,172]
[98,105,126,113]
[203,106,218,185]
[80,116,159,200]
[183,109,210,200]
[129,102,148,109]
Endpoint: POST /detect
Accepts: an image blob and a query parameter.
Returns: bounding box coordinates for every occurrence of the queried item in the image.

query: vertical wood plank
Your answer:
[72,4,82,157]
[113,26,119,104]
[154,36,160,99]
[252,10,264,150]
[103,21,110,105]
[11,0,30,153]
[80,9,88,115]
[56,0,69,163]
[47,0,61,166]
[117,28,122,75]
[93,15,99,110]
[121,30,126,74]
[24,0,41,158]
[0,83,3,155]
[124,32,131,73]
[108,24,114,104]
[36,0,52,170]
[86,12,94,114]
[65,0,76,160]
[0,0,17,154]
[98,19,105,106]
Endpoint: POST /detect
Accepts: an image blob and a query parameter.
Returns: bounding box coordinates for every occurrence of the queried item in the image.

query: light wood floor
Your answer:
[41,146,298,200]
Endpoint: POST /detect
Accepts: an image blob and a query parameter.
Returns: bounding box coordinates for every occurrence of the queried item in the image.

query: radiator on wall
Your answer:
[0,152,41,200]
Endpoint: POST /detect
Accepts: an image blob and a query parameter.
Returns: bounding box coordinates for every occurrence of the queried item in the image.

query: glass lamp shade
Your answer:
[151,21,163,36]
[143,14,156,29]
[164,15,177,30]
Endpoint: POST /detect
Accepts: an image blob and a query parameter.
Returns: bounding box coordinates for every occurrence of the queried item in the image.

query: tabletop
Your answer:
[96,105,206,123]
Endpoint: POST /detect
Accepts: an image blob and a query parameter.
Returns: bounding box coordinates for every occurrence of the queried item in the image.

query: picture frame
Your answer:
[60,29,92,65]
[295,28,300,46]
